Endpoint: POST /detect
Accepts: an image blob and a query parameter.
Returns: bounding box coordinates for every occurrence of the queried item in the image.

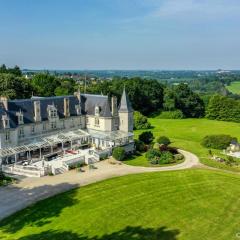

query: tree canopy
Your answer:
[206,95,240,122]
[163,83,205,118]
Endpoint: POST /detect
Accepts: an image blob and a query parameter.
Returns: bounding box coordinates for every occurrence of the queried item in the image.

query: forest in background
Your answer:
[1,64,240,122]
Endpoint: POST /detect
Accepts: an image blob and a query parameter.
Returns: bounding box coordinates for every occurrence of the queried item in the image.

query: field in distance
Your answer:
[226,81,240,94]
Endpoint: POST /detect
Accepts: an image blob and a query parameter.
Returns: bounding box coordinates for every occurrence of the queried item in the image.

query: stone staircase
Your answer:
[53,166,67,175]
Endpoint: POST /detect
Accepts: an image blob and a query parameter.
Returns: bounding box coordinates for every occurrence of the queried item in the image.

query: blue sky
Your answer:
[0,0,240,70]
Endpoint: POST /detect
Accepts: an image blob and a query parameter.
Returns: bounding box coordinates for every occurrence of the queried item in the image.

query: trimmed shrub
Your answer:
[201,134,237,150]
[159,145,178,154]
[153,142,161,150]
[145,149,175,165]
[112,147,125,161]
[159,151,174,164]
[145,149,161,164]
[156,136,171,145]
[174,153,184,161]
[157,110,184,119]
[139,131,154,144]
[134,111,151,129]
[134,139,145,152]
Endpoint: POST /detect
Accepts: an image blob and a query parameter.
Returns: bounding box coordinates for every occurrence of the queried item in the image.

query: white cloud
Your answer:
[151,0,240,18]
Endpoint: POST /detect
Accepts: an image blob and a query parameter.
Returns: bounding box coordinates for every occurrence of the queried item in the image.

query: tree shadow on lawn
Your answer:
[18,226,180,240]
[0,182,79,234]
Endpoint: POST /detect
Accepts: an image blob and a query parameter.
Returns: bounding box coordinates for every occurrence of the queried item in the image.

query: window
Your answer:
[114,118,118,126]
[50,109,57,118]
[47,105,58,119]
[19,127,24,138]
[18,114,24,124]
[95,117,99,126]
[75,105,81,115]
[71,118,75,128]
[78,118,81,126]
[31,125,35,133]
[95,106,100,116]
[43,123,47,131]
[51,122,57,129]
[5,131,10,142]
[5,119,9,127]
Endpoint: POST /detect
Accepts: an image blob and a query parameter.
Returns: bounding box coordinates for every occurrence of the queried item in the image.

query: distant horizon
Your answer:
[22,68,240,72]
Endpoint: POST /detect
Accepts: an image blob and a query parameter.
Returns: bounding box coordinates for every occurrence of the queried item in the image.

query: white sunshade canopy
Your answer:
[0,129,90,158]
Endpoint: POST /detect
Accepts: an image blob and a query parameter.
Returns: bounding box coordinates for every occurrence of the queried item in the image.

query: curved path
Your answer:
[0,150,200,221]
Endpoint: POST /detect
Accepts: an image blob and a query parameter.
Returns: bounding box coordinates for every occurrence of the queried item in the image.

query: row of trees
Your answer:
[0,64,76,99]
[0,64,22,76]
[206,95,240,122]
[0,65,206,119]
[163,84,205,118]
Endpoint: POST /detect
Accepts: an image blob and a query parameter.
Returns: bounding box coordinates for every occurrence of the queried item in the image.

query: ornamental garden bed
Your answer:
[122,132,184,167]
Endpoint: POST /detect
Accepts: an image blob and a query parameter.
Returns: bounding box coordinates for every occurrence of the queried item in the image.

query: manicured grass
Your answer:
[126,118,240,171]
[226,81,240,94]
[1,169,240,240]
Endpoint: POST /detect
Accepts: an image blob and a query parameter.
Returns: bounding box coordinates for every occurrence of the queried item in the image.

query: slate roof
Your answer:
[82,94,112,117]
[0,94,112,129]
[118,87,133,113]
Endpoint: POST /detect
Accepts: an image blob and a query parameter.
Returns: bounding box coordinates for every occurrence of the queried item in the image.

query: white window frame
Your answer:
[5,131,10,142]
[19,127,24,139]
[31,125,35,133]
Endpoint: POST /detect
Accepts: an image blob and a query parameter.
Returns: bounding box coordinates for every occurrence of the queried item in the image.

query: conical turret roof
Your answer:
[118,86,133,112]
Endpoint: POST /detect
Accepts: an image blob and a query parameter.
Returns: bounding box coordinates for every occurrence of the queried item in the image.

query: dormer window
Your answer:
[95,106,100,116]
[75,105,81,115]
[2,114,10,129]
[47,105,58,119]
[16,110,24,125]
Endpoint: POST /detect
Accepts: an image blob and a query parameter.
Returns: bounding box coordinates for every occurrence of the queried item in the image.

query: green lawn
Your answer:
[125,118,240,171]
[1,169,240,240]
[226,81,240,94]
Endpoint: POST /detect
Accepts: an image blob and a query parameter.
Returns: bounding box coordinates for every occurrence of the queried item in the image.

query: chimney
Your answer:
[34,101,41,122]
[0,96,8,110]
[64,98,70,117]
[111,96,118,116]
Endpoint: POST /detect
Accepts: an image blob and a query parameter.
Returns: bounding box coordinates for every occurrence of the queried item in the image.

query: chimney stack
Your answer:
[111,96,118,117]
[34,101,41,122]
[2,114,10,128]
[0,96,8,110]
[64,98,70,117]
